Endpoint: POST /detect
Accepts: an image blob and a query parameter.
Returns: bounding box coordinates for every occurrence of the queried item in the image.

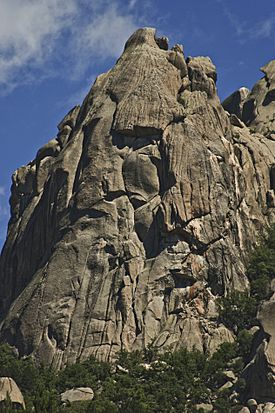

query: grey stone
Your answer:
[218,381,234,391]
[247,399,258,407]
[116,365,129,374]
[262,402,275,412]
[186,56,217,99]
[195,403,213,412]
[61,387,94,404]
[223,370,237,382]
[241,60,275,138]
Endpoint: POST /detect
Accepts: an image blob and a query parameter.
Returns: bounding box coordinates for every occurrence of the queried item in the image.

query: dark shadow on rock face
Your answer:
[270,165,275,191]
[242,98,257,125]
[207,266,225,296]
[0,168,69,320]
[263,89,275,106]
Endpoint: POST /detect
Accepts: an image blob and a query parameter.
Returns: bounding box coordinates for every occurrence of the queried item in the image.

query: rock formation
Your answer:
[0,377,25,409]
[0,28,275,404]
[61,387,94,404]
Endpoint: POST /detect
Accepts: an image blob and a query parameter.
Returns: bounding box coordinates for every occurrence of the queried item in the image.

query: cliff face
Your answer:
[0,28,274,379]
[222,64,275,401]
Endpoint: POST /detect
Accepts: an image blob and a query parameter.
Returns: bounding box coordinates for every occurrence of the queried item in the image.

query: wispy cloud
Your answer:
[128,0,138,10]
[216,0,275,43]
[70,3,137,79]
[0,187,5,196]
[0,0,139,94]
[250,18,275,39]
[0,0,77,93]
[216,0,244,36]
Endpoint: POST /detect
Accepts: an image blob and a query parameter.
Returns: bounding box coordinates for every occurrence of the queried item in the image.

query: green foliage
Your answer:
[204,342,238,388]
[57,356,111,393]
[0,343,58,412]
[213,396,240,413]
[236,330,254,361]
[88,399,119,413]
[0,344,229,413]
[250,275,271,301]
[103,347,210,412]
[218,291,257,332]
[247,225,275,281]
[245,226,275,302]
[0,393,17,413]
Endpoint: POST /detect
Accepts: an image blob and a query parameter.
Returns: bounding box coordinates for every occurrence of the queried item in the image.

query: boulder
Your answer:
[0,377,25,409]
[61,387,94,404]
[195,402,213,412]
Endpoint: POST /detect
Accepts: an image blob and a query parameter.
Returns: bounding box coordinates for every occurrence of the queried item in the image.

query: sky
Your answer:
[0,0,274,248]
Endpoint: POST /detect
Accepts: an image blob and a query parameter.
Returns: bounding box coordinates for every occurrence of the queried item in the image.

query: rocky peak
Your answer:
[223,59,275,140]
[0,28,274,393]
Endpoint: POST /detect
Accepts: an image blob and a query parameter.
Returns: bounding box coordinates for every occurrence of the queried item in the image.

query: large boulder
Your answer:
[0,377,25,409]
[61,387,94,404]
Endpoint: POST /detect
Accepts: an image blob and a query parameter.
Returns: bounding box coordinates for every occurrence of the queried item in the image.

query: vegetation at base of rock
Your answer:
[0,343,243,412]
[218,291,257,332]
[1,226,274,412]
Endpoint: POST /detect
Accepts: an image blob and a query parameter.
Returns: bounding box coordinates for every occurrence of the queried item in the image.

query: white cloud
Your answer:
[215,0,244,37]
[0,0,138,93]
[70,3,137,79]
[0,0,77,92]
[0,187,5,196]
[250,18,275,39]
[216,0,275,43]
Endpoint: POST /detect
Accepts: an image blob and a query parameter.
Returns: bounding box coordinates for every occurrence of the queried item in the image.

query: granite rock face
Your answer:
[0,28,275,374]
[0,377,25,409]
[223,60,275,140]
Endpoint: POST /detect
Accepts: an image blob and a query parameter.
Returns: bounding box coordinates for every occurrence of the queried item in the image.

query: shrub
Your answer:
[247,225,275,281]
[219,292,257,332]
[236,330,254,361]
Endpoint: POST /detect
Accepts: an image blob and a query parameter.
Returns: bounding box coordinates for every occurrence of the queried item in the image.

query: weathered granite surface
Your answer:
[0,377,25,409]
[0,29,275,378]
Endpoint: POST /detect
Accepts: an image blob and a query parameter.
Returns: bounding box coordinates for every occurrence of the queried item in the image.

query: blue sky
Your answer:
[0,0,274,247]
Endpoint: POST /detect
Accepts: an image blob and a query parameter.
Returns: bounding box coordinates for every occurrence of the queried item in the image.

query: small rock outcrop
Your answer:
[222,87,250,119]
[0,28,275,406]
[0,377,25,409]
[223,60,275,140]
[61,387,94,404]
